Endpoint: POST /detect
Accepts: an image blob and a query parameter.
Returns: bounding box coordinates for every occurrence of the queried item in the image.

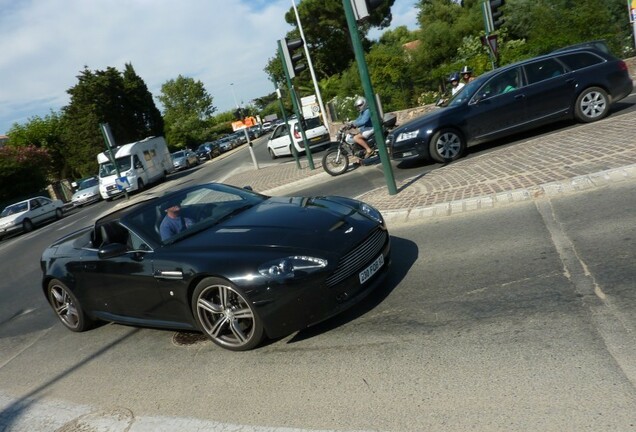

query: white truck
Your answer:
[97,136,174,200]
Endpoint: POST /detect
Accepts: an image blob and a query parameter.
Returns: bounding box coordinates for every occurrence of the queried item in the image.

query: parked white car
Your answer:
[0,197,64,240]
[266,117,331,159]
[71,177,101,207]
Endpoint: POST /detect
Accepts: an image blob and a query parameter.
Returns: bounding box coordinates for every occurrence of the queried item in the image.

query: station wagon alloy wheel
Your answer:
[193,277,264,351]
[429,129,465,163]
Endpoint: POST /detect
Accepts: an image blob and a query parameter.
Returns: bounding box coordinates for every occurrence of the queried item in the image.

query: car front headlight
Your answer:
[359,203,383,224]
[0,220,16,229]
[396,130,420,142]
[259,256,328,281]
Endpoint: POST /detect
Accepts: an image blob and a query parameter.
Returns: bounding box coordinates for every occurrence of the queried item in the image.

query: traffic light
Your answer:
[351,0,384,21]
[280,38,306,79]
[489,0,505,30]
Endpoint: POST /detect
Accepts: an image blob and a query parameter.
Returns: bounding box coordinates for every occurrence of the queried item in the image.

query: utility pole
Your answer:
[343,0,397,195]
[291,0,331,134]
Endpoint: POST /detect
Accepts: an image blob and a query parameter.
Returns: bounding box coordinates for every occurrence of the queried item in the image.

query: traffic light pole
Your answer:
[277,39,315,170]
[274,84,301,169]
[342,0,397,195]
[481,0,497,69]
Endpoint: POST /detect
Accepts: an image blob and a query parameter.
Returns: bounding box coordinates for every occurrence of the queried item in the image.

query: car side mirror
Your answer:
[98,242,129,259]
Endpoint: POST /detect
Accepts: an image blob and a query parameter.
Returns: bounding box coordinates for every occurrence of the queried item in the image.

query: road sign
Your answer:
[115,177,130,191]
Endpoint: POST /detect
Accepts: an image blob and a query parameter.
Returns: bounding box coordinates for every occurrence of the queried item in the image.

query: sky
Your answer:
[0,0,419,135]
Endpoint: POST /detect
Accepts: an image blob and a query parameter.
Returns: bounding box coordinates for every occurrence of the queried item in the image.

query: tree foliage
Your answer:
[6,111,67,178]
[0,145,52,202]
[157,75,217,148]
[62,64,164,177]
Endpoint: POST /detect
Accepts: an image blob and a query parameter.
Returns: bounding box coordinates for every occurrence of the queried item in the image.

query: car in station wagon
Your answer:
[387,46,633,163]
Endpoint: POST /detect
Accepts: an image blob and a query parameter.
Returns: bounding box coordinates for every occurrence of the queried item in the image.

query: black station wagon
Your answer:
[388,46,633,163]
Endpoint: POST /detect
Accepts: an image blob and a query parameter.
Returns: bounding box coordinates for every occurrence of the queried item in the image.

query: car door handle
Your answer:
[514,94,526,100]
[154,270,183,280]
[566,78,576,84]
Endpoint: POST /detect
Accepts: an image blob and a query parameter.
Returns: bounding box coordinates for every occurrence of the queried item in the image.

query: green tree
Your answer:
[62,64,164,177]
[0,145,52,202]
[6,111,68,179]
[122,63,164,139]
[503,0,631,56]
[157,75,216,148]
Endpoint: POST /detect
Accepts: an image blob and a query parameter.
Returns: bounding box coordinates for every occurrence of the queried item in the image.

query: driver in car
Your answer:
[159,201,194,241]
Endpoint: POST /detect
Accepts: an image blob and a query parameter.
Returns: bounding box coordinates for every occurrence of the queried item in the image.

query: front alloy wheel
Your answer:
[47,279,93,332]
[192,277,264,351]
[429,128,465,163]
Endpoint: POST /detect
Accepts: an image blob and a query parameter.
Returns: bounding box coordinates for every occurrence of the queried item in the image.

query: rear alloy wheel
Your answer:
[192,277,264,351]
[575,87,609,123]
[47,279,93,332]
[429,128,465,163]
[55,208,63,220]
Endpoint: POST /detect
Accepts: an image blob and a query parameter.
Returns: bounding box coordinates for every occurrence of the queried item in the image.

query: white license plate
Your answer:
[359,254,384,284]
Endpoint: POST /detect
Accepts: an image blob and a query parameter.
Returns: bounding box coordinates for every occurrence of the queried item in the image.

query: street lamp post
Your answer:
[230,83,259,170]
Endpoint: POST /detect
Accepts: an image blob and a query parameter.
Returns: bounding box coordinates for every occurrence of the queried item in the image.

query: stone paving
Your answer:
[224,110,636,224]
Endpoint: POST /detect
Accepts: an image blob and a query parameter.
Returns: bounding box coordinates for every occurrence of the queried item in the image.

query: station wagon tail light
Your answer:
[618,60,628,72]
[293,126,301,139]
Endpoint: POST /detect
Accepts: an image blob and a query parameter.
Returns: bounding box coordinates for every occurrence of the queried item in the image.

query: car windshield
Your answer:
[172,151,185,159]
[445,78,483,107]
[78,178,98,190]
[1,202,28,217]
[99,156,132,178]
[122,183,268,246]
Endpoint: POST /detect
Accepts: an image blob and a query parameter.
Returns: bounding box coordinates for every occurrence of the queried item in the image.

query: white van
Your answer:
[97,136,174,200]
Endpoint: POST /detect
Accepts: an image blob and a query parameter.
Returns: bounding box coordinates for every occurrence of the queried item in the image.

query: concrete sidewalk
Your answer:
[223,110,636,224]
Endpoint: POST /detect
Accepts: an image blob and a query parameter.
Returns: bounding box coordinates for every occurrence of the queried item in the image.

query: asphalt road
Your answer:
[0,173,634,430]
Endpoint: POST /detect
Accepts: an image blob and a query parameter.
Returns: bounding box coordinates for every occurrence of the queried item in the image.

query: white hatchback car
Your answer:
[266,117,331,158]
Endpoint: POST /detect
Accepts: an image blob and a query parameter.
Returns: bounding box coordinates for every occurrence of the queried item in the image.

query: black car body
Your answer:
[195,142,220,161]
[41,183,390,351]
[388,46,633,163]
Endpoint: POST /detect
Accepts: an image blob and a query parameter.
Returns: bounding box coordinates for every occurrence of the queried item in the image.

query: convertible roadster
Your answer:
[41,183,391,351]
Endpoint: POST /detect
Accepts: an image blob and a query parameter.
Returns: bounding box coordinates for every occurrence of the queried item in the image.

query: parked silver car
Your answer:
[171,150,199,171]
[71,177,101,207]
[0,197,64,240]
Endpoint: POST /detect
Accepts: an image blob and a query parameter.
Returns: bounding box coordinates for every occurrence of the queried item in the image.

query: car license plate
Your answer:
[403,151,414,157]
[359,254,384,284]
[311,136,322,142]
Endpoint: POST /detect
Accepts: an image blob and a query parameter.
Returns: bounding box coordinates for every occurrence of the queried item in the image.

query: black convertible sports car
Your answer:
[41,183,391,351]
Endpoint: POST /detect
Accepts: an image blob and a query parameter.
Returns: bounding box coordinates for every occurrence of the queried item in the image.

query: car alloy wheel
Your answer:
[192,277,264,351]
[429,128,465,163]
[575,87,609,123]
[47,279,92,332]
[55,208,63,219]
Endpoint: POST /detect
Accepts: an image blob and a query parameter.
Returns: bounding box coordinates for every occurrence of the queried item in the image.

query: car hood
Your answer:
[73,186,99,199]
[391,107,449,136]
[0,213,23,225]
[174,196,381,254]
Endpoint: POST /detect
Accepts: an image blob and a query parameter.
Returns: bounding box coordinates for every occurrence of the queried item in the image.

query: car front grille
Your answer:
[325,228,388,287]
